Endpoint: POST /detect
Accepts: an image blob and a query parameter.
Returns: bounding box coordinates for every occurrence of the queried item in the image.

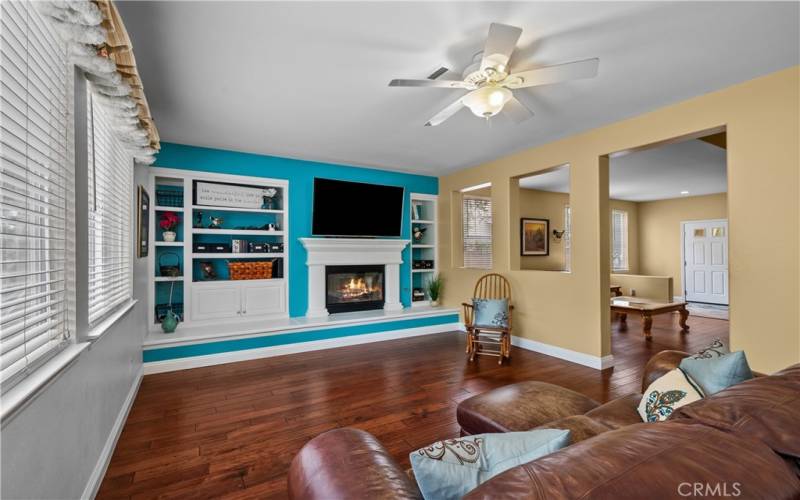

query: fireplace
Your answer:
[325,265,385,313]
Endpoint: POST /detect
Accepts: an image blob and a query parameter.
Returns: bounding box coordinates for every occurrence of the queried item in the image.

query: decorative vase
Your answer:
[161,310,179,333]
[430,299,439,307]
[163,231,176,242]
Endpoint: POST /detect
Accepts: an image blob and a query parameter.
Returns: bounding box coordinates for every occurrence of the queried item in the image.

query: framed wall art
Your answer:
[137,185,150,258]
[521,218,549,256]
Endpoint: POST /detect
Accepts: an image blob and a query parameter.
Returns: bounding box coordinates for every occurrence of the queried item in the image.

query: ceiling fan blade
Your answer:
[480,23,523,73]
[389,78,470,89]
[503,95,534,124]
[504,58,599,89]
[425,97,465,126]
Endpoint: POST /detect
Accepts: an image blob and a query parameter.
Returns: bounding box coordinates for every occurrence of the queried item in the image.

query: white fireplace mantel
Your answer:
[299,238,410,317]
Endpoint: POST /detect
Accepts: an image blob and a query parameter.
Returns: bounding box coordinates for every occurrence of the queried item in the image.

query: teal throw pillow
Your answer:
[473,298,509,329]
[410,429,570,500]
[679,350,753,395]
[689,338,730,359]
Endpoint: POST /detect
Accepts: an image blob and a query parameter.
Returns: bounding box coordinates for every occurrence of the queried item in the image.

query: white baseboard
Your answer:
[511,335,615,370]
[144,323,460,375]
[82,365,143,500]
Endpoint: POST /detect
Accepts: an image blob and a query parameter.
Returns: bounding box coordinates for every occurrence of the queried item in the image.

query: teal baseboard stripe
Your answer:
[143,314,459,363]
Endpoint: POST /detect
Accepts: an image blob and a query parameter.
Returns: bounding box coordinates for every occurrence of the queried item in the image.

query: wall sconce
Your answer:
[552,229,565,240]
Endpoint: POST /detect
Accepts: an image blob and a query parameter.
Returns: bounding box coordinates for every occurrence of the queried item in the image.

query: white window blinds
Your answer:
[462,196,492,269]
[1,1,72,387]
[87,92,133,326]
[611,209,628,271]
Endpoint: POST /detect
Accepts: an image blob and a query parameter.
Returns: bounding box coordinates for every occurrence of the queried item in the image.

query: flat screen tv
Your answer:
[312,178,404,237]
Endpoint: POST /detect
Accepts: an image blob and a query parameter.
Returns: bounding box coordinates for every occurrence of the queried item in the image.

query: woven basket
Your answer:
[228,260,272,280]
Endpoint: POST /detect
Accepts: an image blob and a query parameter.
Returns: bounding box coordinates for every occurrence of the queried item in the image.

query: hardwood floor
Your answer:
[98,313,728,499]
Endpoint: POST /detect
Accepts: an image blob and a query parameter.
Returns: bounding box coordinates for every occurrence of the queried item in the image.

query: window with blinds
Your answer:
[87,92,133,327]
[611,209,628,271]
[1,1,73,387]
[462,196,492,269]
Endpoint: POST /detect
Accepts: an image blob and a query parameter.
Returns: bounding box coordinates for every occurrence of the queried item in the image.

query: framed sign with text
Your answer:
[193,180,279,209]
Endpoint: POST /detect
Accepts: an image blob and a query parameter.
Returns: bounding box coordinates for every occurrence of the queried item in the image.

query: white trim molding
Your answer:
[299,237,410,317]
[511,335,615,370]
[82,366,143,500]
[144,322,458,374]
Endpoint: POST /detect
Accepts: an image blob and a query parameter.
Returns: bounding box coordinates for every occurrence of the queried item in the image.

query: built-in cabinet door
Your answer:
[241,281,286,317]
[191,283,241,321]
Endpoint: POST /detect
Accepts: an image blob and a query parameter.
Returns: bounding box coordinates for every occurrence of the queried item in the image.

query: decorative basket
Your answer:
[228,260,273,280]
[158,252,182,277]
[156,189,184,207]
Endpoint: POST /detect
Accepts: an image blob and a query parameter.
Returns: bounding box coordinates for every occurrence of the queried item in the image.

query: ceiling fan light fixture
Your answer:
[463,86,512,118]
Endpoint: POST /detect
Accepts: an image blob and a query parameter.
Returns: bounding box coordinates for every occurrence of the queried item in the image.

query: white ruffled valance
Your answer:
[35,0,160,165]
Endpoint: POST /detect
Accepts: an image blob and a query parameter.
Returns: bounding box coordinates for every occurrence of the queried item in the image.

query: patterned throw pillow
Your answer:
[637,368,705,422]
[410,429,570,500]
[472,298,509,329]
[690,338,730,359]
[679,351,753,395]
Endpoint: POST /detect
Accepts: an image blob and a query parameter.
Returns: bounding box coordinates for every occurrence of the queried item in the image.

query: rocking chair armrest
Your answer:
[462,302,474,328]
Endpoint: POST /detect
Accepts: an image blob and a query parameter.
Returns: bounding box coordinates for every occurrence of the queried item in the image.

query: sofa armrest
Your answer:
[641,350,690,392]
[288,428,421,500]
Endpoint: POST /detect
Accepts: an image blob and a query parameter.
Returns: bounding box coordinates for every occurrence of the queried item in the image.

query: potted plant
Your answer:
[159,211,180,242]
[426,274,443,307]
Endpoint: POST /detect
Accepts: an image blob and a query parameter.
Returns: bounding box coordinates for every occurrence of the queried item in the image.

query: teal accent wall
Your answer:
[143,313,459,362]
[154,143,438,317]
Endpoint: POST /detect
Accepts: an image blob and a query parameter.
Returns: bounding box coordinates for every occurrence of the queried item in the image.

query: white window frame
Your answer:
[462,195,492,269]
[611,209,629,272]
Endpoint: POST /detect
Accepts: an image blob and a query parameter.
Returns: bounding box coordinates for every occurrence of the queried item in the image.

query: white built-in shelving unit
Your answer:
[147,167,289,333]
[409,193,438,307]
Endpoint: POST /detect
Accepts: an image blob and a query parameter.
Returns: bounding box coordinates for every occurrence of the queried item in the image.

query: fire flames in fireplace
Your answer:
[337,277,380,300]
[326,265,385,313]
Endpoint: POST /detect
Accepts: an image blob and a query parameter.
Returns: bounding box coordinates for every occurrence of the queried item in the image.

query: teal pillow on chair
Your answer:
[410,429,570,500]
[472,298,509,329]
[679,351,753,395]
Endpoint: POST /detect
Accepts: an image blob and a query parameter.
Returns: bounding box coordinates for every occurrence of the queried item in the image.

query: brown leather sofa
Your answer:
[288,351,800,499]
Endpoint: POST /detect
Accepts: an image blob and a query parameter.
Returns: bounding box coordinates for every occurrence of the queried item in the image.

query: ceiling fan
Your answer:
[389,23,599,126]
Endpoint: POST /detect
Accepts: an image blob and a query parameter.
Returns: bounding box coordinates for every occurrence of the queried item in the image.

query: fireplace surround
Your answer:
[299,238,410,317]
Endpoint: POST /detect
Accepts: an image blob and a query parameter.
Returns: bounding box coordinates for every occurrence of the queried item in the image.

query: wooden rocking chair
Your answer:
[462,273,513,364]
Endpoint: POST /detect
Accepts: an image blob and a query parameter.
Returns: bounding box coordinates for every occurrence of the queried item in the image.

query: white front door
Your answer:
[683,220,728,305]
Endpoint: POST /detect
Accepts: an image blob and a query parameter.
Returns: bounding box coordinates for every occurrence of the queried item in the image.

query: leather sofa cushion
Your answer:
[464,421,800,500]
[457,381,599,435]
[533,415,613,444]
[287,428,421,500]
[672,363,800,459]
[584,393,643,428]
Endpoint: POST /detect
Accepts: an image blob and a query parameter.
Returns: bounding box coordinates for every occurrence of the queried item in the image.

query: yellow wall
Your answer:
[517,189,639,273]
[638,193,728,294]
[611,274,673,302]
[438,66,799,372]
[518,189,569,271]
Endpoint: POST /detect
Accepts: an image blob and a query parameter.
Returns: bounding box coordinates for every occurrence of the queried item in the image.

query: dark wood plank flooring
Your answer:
[98,313,728,499]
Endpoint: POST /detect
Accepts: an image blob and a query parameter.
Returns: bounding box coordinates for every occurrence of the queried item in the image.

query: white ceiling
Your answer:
[519,139,727,202]
[116,1,799,175]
